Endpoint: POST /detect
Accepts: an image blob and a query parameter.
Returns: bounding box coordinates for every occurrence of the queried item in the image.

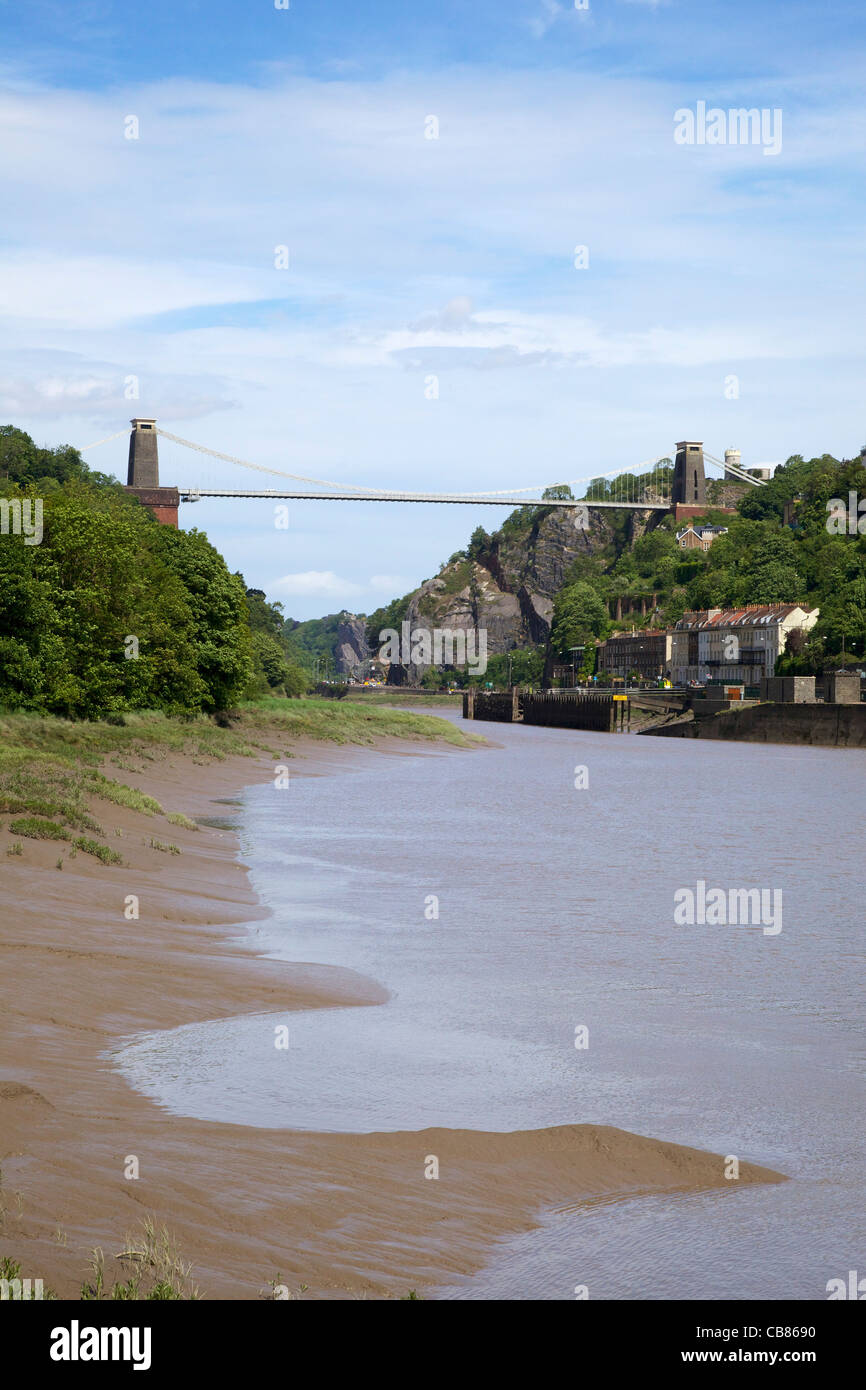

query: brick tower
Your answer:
[125,419,179,526]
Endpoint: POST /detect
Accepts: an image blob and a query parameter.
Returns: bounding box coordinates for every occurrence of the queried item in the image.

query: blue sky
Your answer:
[2,0,864,617]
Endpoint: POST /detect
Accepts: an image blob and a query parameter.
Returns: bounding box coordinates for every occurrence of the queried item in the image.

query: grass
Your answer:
[72,837,123,865]
[89,772,162,816]
[80,1219,200,1301]
[8,816,70,841]
[235,697,480,748]
[344,689,463,707]
[0,700,478,765]
[4,818,123,863]
[0,701,480,868]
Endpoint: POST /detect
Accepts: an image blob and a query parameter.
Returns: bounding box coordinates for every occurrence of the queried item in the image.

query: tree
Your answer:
[578,644,596,681]
[549,581,608,659]
[0,426,92,487]
[467,526,491,560]
[151,526,252,710]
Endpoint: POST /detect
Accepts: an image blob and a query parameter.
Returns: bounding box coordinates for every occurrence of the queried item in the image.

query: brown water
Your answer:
[116,715,866,1299]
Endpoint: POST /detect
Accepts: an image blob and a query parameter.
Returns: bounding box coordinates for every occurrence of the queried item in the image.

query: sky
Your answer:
[1,0,864,619]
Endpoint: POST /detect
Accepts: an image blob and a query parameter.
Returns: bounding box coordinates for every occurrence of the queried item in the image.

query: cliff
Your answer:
[333,614,371,675]
[401,504,622,680]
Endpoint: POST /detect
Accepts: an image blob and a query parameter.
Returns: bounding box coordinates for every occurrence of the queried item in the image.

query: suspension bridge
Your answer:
[82,420,766,527]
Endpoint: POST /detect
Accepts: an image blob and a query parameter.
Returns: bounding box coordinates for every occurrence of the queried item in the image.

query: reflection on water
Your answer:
[114,716,866,1298]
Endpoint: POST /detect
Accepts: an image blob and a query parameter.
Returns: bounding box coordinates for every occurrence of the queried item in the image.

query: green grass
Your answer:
[4,817,122,863]
[88,772,163,816]
[0,776,103,832]
[345,690,463,707]
[166,812,198,831]
[72,837,123,865]
[0,700,478,762]
[0,702,480,863]
[8,816,71,841]
[236,697,480,747]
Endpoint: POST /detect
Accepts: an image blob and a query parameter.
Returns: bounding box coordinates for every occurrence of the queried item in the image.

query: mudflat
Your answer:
[0,731,785,1300]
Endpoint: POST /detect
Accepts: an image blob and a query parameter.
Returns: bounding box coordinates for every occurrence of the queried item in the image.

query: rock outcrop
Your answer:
[401,504,624,679]
[333,613,371,675]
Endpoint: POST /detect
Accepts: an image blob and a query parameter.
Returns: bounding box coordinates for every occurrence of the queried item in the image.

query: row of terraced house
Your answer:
[597,603,820,685]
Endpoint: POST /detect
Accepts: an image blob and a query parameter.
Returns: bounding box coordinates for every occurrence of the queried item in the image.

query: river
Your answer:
[114,712,865,1299]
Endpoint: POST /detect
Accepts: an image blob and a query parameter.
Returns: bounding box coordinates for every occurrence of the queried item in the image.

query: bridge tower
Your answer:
[125,418,179,526]
[127,417,160,487]
[672,440,707,515]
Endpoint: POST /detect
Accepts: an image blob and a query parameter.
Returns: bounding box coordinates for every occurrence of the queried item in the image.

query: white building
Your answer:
[670,604,819,686]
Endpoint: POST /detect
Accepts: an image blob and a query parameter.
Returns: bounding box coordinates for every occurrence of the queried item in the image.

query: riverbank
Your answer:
[1,704,785,1300]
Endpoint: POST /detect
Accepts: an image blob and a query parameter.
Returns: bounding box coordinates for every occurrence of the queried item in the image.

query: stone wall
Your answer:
[643,703,866,747]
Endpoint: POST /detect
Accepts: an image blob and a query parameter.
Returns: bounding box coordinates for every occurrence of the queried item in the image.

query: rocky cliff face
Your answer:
[333,614,371,675]
[401,504,622,679]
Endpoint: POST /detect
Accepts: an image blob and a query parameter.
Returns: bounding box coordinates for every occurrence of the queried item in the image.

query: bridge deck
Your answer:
[178,489,671,508]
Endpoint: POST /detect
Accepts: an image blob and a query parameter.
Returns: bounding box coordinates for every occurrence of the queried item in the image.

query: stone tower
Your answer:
[672,441,707,507]
[127,418,160,487]
[124,418,179,527]
[724,447,742,479]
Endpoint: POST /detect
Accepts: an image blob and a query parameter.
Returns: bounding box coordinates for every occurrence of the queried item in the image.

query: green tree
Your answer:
[549,581,608,659]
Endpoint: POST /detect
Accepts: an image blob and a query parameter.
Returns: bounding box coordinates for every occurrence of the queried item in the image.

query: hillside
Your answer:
[303,450,866,687]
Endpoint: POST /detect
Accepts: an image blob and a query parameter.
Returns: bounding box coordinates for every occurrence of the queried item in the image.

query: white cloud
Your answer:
[271,571,365,598]
[0,252,269,330]
[0,355,236,422]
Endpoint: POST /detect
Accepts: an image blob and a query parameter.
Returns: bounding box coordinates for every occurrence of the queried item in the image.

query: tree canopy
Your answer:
[0,426,309,715]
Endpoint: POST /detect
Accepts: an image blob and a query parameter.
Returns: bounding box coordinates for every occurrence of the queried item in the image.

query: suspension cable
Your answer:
[79,429,130,452]
[83,424,675,503]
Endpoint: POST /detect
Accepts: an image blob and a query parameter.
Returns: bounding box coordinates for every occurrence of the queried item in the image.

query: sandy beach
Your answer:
[0,729,786,1300]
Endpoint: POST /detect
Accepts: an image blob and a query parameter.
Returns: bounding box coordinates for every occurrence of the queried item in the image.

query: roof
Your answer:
[676,524,728,538]
[675,604,818,631]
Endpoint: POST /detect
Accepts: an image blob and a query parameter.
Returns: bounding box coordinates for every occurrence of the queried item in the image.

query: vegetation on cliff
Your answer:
[403,450,866,681]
